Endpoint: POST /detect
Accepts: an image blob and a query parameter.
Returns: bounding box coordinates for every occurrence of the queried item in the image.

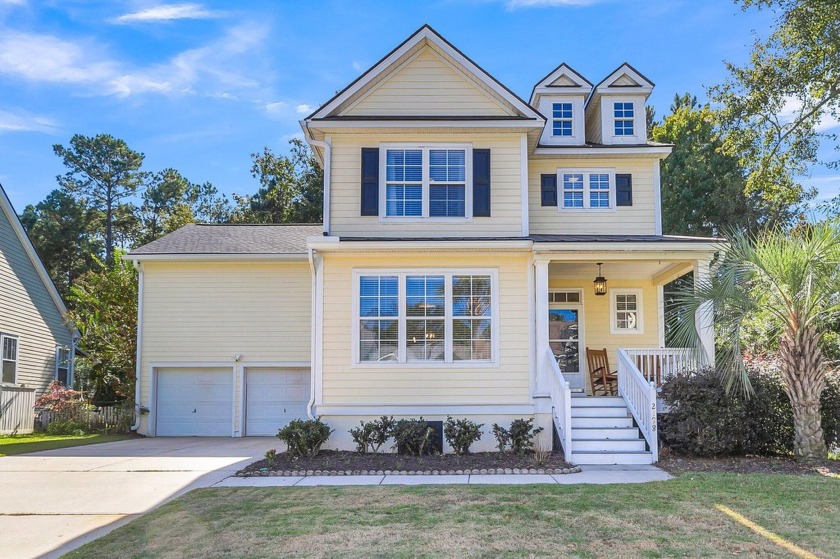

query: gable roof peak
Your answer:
[529,62,593,105]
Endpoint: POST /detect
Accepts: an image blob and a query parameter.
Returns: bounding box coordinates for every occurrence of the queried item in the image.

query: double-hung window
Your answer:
[56,346,72,386]
[381,145,471,219]
[552,102,573,137]
[1,334,18,384]
[614,102,634,136]
[356,271,496,365]
[558,169,615,210]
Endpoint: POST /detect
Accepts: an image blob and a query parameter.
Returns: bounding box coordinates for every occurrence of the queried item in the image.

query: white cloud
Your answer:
[0,31,117,84]
[0,109,58,134]
[112,3,221,24]
[352,61,363,72]
[264,101,287,115]
[778,96,840,133]
[505,0,603,8]
[296,103,312,115]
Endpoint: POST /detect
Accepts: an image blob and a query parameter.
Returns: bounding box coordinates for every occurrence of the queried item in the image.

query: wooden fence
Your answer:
[1,386,37,434]
[38,403,134,433]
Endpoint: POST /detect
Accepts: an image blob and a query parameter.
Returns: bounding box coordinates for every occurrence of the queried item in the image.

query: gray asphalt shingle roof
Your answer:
[128,224,322,255]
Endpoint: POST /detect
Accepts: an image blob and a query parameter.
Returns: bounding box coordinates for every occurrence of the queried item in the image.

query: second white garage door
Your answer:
[245,368,310,436]
[156,367,233,436]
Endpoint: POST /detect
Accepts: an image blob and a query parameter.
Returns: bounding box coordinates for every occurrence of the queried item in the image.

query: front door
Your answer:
[548,292,585,390]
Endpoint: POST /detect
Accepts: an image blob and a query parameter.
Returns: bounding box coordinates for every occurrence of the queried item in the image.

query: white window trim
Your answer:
[55,345,72,386]
[603,96,645,144]
[556,168,616,212]
[378,143,473,223]
[352,268,500,369]
[1,334,19,385]
[610,288,644,335]
[551,102,573,137]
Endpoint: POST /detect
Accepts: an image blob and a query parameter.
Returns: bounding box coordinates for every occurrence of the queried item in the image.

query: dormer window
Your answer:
[614,102,634,136]
[552,102,573,137]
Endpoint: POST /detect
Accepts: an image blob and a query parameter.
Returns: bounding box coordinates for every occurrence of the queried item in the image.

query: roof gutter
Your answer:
[122,253,309,262]
[302,121,332,236]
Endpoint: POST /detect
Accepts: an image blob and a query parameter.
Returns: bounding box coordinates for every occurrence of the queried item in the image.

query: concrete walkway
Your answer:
[215,464,672,487]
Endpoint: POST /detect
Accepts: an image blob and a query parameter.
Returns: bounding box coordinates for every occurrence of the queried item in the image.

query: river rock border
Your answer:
[240,466,582,477]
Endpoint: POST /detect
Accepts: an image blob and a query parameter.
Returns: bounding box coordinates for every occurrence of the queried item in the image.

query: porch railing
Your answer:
[621,347,698,387]
[617,349,658,462]
[0,385,36,435]
[544,347,573,463]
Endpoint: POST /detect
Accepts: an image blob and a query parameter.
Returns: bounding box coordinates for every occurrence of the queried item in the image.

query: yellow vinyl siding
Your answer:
[138,261,311,433]
[549,278,660,394]
[329,133,524,237]
[529,158,657,235]
[0,207,73,394]
[585,97,603,144]
[344,48,511,117]
[320,251,531,405]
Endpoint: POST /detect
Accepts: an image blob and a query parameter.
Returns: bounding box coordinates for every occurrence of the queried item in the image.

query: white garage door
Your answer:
[156,368,233,436]
[245,368,310,436]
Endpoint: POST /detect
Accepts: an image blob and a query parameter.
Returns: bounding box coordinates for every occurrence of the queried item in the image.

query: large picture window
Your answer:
[356,271,496,365]
[381,145,471,220]
[558,169,616,210]
[1,334,18,384]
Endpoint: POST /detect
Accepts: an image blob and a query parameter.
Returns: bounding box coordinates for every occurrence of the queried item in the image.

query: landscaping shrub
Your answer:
[349,416,395,454]
[492,418,544,455]
[276,418,333,457]
[659,366,840,456]
[264,449,277,467]
[443,416,483,455]
[392,417,436,456]
[46,420,87,436]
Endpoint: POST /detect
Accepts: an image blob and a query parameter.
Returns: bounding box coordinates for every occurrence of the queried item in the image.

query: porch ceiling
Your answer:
[549,260,693,283]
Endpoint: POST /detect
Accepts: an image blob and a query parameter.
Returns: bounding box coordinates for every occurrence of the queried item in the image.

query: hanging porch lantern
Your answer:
[593,262,608,296]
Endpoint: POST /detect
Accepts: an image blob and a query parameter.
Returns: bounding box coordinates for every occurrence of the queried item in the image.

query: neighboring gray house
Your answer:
[0,183,77,434]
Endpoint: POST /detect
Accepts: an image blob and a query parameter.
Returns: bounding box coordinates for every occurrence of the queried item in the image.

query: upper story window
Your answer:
[552,102,573,137]
[614,102,634,136]
[381,145,471,220]
[356,270,497,366]
[558,169,616,211]
[1,334,18,384]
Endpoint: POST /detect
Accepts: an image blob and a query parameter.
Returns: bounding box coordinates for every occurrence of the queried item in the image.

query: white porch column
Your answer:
[694,259,715,367]
[534,257,550,395]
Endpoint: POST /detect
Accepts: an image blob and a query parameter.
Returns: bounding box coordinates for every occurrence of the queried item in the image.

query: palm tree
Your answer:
[670,219,840,459]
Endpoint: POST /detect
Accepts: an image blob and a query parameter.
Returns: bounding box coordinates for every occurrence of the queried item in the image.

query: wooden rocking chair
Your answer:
[586,347,618,396]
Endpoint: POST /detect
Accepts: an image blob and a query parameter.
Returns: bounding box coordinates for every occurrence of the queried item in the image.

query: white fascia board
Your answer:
[306,119,544,130]
[533,146,672,157]
[309,27,544,122]
[533,242,720,256]
[307,239,534,253]
[123,253,309,262]
[0,185,76,335]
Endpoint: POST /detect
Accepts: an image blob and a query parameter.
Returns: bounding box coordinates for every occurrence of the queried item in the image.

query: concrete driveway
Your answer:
[0,437,277,559]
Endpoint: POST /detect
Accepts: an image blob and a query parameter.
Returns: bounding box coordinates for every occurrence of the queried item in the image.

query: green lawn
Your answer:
[0,433,132,456]
[65,473,838,558]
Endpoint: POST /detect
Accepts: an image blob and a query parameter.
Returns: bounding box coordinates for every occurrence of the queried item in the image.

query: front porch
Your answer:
[532,247,716,465]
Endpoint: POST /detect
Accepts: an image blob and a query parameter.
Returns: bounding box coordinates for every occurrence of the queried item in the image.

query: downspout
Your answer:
[302,121,331,236]
[130,260,144,431]
[306,248,318,419]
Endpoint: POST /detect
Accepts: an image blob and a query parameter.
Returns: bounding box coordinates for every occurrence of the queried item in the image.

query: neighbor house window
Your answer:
[614,102,634,136]
[56,346,71,386]
[381,145,471,219]
[356,271,496,365]
[552,102,573,137]
[558,169,616,210]
[1,335,18,384]
[611,289,643,334]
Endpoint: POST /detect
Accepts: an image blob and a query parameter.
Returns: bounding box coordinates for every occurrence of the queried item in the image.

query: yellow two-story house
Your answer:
[128,25,717,465]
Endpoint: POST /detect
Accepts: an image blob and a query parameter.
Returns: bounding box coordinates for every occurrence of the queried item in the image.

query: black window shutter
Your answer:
[540,174,557,207]
[472,149,491,217]
[616,174,633,206]
[360,148,379,216]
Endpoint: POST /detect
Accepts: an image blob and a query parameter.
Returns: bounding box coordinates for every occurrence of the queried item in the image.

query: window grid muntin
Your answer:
[385,148,423,217]
[557,169,615,210]
[615,293,638,330]
[56,346,71,385]
[614,102,634,136]
[1,335,18,384]
[452,275,492,361]
[359,276,400,362]
[548,291,581,303]
[552,102,573,137]
[406,275,446,362]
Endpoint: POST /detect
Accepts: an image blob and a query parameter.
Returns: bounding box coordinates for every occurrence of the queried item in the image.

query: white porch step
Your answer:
[572,451,653,465]
[573,416,635,429]
[571,406,629,418]
[572,427,641,440]
[572,438,647,452]
[571,396,625,408]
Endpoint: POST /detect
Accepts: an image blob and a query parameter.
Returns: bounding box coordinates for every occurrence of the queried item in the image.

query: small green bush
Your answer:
[443,416,483,455]
[349,416,396,454]
[392,417,435,456]
[659,367,840,456]
[46,420,87,436]
[492,418,544,455]
[264,449,277,467]
[276,417,333,457]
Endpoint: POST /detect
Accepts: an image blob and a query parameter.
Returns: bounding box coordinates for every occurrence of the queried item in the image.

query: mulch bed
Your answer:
[659,454,840,477]
[238,449,575,477]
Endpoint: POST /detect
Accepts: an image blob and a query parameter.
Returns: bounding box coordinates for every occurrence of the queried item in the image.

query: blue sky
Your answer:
[1,0,837,213]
